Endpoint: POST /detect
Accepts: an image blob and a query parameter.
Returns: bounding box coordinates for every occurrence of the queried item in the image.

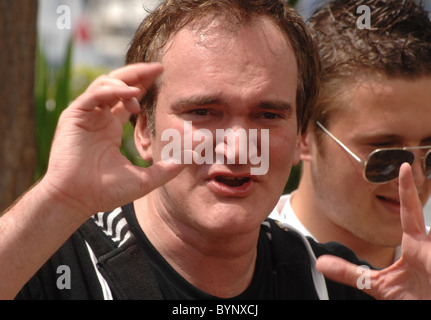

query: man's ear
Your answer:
[292,133,302,166]
[300,125,314,162]
[134,115,153,162]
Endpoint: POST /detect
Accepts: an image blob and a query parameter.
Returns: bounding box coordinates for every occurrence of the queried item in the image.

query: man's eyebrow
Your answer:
[170,96,293,114]
[356,132,431,146]
[171,96,224,111]
[354,132,401,143]
[258,101,293,113]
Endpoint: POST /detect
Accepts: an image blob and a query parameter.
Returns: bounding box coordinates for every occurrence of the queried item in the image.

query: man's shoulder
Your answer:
[261,218,374,300]
[262,218,317,258]
[18,204,163,300]
[79,205,135,255]
[16,216,108,299]
[262,218,367,263]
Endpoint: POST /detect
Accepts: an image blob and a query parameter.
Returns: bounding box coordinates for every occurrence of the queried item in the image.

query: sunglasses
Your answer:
[315,120,431,184]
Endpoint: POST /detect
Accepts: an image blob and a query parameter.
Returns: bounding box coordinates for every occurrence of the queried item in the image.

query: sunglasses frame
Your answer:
[315,120,431,184]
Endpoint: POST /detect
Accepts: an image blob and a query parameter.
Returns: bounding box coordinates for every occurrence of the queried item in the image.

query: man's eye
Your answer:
[369,142,396,148]
[262,112,280,120]
[191,109,209,116]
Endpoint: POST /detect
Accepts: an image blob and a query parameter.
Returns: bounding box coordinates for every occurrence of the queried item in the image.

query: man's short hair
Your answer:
[126,0,320,135]
[310,0,431,126]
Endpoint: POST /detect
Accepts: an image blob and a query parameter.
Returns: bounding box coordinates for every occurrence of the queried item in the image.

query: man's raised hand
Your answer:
[39,63,184,220]
[316,163,431,299]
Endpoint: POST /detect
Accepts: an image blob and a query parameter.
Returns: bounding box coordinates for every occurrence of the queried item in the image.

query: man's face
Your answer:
[308,76,431,246]
[138,17,300,237]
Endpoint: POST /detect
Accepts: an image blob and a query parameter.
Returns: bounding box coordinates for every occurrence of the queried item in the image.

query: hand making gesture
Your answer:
[317,163,431,299]
[0,63,185,299]
[40,63,185,219]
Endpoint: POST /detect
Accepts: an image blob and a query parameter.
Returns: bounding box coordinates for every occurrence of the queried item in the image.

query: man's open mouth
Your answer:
[215,176,251,187]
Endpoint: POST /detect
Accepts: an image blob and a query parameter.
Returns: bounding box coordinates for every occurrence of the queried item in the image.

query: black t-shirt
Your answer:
[16,203,373,300]
[126,206,274,299]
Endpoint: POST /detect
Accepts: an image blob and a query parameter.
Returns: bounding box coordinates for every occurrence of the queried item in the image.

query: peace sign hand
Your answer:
[316,163,431,299]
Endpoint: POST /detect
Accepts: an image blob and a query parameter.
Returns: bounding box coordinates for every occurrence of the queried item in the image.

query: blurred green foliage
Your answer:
[35,40,73,180]
[288,0,299,8]
[34,39,145,181]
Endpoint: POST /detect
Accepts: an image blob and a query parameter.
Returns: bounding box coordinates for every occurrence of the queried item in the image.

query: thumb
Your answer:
[134,159,186,197]
[316,255,377,297]
[132,149,196,197]
[316,255,360,288]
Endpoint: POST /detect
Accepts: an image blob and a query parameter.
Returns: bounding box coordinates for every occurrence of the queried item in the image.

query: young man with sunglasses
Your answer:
[271,0,431,268]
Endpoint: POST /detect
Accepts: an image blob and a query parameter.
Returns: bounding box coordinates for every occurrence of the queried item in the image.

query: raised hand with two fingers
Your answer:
[316,163,431,300]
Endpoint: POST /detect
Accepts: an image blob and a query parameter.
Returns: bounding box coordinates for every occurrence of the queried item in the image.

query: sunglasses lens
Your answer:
[425,150,431,179]
[365,150,414,183]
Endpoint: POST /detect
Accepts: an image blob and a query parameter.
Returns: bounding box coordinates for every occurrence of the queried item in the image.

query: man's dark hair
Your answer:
[126,0,320,134]
[309,0,431,125]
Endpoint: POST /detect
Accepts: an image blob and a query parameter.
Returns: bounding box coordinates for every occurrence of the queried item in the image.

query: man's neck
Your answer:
[133,194,259,298]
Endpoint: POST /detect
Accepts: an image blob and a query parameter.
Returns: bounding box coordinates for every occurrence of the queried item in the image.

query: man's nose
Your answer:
[215,127,250,165]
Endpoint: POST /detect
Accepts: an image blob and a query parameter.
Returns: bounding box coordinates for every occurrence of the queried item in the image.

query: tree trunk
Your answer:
[0,0,38,212]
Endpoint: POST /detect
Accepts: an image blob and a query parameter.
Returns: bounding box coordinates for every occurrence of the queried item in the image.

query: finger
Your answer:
[71,64,162,115]
[86,75,133,91]
[133,159,187,197]
[399,162,426,235]
[86,75,142,105]
[111,97,141,125]
[73,85,140,112]
[108,63,164,91]
[131,150,195,197]
[86,76,143,120]
[316,255,374,293]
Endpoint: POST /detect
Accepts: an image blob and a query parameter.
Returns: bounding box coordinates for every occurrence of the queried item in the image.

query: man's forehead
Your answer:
[164,15,293,57]
[158,18,298,98]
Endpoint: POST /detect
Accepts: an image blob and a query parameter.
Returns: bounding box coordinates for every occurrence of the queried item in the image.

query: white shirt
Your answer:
[269,192,402,263]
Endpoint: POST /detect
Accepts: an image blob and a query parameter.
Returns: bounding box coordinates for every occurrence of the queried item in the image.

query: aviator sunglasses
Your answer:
[315,120,431,184]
